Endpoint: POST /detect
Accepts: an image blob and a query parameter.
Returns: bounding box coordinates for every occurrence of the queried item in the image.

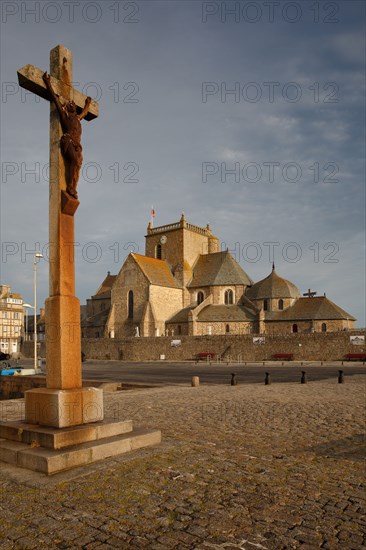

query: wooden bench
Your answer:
[272,353,294,361]
[195,352,215,361]
[344,353,366,362]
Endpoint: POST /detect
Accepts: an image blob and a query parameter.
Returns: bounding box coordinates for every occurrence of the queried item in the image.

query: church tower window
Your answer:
[226,324,230,333]
[278,299,284,310]
[197,291,204,305]
[224,289,233,305]
[156,244,162,259]
[128,290,134,319]
[263,299,268,311]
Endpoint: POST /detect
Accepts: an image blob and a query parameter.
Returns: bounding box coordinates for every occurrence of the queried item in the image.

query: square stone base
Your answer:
[25,387,104,428]
[0,419,161,474]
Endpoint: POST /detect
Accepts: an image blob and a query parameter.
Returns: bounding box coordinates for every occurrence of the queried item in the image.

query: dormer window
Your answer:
[278,299,284,310]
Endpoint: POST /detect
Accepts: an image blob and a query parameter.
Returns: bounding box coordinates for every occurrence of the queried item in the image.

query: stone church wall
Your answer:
[149,285,183,336]
[266,319,353,334]
[110,256,149,337]
[81,331,366,362]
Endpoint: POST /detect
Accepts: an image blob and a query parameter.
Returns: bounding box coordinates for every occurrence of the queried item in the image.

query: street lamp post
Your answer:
[34,252,43,372]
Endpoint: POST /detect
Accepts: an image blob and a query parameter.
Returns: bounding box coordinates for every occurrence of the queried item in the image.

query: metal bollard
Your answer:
[265,372,271,385]
[191,376,200,387]
[301,371,307,384]
[338,370,344,384]
[231,373,237,386]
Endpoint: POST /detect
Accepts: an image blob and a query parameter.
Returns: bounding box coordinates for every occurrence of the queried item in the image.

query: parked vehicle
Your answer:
[0,352,10,361]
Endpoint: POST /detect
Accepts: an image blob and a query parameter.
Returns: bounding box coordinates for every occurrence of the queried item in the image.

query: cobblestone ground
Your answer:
[0,376,365,549]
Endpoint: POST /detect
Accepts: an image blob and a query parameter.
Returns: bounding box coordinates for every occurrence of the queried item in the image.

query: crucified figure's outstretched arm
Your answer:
[42,72,65,122]
[79,97,92,120]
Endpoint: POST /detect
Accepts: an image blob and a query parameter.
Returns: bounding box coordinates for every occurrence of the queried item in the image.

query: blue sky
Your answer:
[0,0,365,325]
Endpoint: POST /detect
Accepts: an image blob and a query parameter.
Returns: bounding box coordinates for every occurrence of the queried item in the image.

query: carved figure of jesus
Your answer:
[43,72,91,199]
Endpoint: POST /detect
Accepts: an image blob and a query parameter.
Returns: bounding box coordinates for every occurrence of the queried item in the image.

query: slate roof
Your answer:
[94,273,117,297]
[198,304,257,322]
[132,254,179,288]
[81,309,110,328]
[266,296,356,321]
[246,267,300,299]
[188,251,253,288]
[166,305,197,323]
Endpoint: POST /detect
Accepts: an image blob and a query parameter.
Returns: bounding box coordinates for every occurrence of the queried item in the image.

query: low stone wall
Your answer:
[81,331,366,362]
[0,376,117,400]
[0,375,46,400]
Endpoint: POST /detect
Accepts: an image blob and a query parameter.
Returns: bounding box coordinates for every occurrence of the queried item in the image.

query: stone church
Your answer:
[82,215,355,338]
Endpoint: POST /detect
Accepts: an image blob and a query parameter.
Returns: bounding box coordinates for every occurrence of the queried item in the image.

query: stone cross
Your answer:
[303,289,317,298]
[17,45,102,427]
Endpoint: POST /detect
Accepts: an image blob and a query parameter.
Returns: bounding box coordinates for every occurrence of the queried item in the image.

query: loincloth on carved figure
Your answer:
[60,133,83,156]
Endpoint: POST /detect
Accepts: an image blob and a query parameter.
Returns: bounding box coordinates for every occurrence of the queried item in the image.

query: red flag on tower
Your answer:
[151,206,155,227]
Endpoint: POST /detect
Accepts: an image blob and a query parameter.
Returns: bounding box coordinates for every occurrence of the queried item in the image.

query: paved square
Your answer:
[0,375,365,548]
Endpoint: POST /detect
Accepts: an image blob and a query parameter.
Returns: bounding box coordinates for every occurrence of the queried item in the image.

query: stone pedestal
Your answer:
[25,387,103,428]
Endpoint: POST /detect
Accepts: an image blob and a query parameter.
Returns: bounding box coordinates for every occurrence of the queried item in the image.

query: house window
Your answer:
[224,289,233,305]
[321,323,327,332]
[128,290,134,319]
[226,324,230,333]
[292,323,298,333]
[263,299,268,311]
[197,291,204,305]
[156,244,162,259]
[278,299,284,310]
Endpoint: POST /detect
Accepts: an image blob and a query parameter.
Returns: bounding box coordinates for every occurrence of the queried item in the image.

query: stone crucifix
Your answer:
[17,45,102,427]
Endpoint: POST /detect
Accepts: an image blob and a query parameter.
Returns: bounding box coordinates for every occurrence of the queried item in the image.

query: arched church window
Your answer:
[321,323,327,332]
[197,291,204,305]
[128,290,134,319]
[263,299,268,311]
[292,323,298,333]
[224,289,233,305]
[278,299,284,310]
[156,244,162,259]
